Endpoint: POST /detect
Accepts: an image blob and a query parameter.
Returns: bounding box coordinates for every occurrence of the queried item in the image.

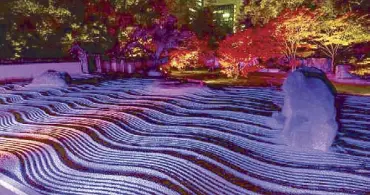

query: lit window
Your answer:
[222,13,230,18]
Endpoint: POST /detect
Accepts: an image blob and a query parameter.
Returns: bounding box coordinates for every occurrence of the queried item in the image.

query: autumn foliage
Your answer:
[218,24,283,78]
[166,35,210,71]
[228,7,369,75]
[1,0,369,77]
[273,8,317,61]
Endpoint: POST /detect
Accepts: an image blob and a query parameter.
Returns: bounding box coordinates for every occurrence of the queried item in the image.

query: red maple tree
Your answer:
[218,25,283,78]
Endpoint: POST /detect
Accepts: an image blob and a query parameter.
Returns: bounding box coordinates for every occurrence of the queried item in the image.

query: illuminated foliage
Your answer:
[0,0,73,58]
[167,35,207,71]
[112,14,188,61]
[150,15,180,60]
[323,0,370,15]
[238,0,370,28]
[169,50,199,71]
[118,27,153,59]
[274,8,316,69]
[190,6,230,47]
[0,0,171,59]
[72,0,118,55]
[311,13,370,72]
[218,25,282,78]
[352,58,370,76]
[239,0,312,27]
[75,0,180,61]
[165,0,198,27]
[1,0,368,68]
[125,0,167,27]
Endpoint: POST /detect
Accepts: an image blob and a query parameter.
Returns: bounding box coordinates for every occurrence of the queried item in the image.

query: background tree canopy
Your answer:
[0,0,170,59]
[0,0,369,63]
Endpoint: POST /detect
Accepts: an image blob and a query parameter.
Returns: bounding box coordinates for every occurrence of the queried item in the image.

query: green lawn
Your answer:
[169,70,286,87]
[332,82,370,95]
[169,70,370,95]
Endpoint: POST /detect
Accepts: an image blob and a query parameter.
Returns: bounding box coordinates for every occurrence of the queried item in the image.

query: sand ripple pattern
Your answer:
[0,78,369,195]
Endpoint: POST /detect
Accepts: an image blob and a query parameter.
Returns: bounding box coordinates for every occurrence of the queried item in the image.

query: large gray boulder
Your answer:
[272,66,338,152]
[147,70,163,77]
[27,70,71,88]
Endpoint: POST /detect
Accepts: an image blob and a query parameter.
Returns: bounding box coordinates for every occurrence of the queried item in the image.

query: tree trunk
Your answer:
[111,58,117,72]
[95,55,102,73]
[154,44,165,67]
[331,55,335,74]
[80,54,89,74]
[120,59,125,73]
[290,57,296,72]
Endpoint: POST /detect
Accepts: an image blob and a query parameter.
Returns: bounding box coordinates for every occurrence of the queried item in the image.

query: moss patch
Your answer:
[169,70,285,87]
[169,70,370,95]
[332,82,370,95]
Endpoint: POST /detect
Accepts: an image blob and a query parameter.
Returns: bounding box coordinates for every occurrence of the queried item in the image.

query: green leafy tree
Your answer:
[239,0,314,27]
[125,0,167,27]
[190,7,215,39]
[312,13,370,73]
[165,0,197,28]
[274,8,316,69]
[333,0,370,13]
[0,0,73,59]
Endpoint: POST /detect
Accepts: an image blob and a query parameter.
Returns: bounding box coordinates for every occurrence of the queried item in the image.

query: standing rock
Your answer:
[27,70,71,88]
[273,66,338,152]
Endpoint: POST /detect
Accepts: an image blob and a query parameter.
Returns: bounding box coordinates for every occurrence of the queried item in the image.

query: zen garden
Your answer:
[0,0,369,195]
